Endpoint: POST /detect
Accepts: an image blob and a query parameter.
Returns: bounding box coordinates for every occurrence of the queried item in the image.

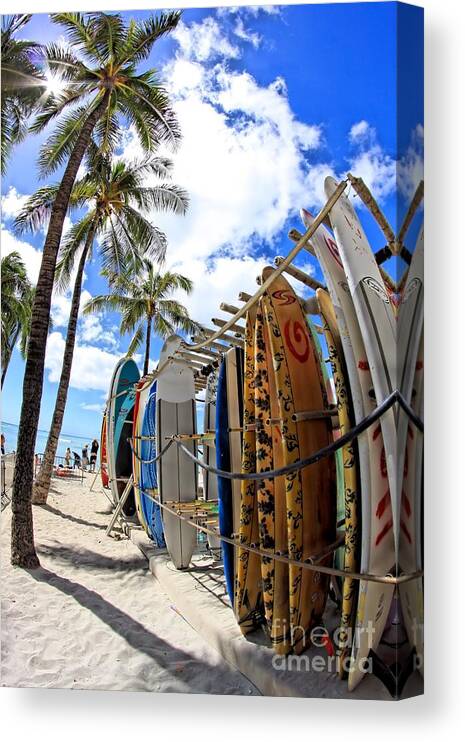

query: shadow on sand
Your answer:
[27,565,259,694]
[36,502,108,531]
[36,542,147,573]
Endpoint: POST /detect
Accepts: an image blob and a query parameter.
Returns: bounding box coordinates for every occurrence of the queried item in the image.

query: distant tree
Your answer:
[1,252,34,387]
[84,261,200,376]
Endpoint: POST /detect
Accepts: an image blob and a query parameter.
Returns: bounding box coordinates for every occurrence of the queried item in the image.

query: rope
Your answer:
[173,390,422,482]
[129,437,174,465]
[136,484,422,586]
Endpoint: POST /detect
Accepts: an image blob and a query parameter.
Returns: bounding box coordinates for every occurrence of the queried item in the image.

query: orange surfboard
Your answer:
[262,267,336,655]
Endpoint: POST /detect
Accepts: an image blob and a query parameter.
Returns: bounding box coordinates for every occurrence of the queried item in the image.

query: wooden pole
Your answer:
[397,179,424,246]
[273,256,326,291]
[105,476,133,537]
[211,317,245,335]
[347,172,396,247]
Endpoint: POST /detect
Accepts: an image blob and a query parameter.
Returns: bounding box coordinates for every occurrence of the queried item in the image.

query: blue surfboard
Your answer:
[216,347,244,605]
[109,358,140,517]
[140,382,166,547]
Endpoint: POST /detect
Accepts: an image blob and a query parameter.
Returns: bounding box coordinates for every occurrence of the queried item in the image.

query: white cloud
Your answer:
[233,18,261,48]
[1,228,42,283]
[347,122,396,202]
[50,289,92,328]
[125,54,324,265]
[170,253,270,328]
[172,17,240,62]
[1,186,28,220]
[348,145,396,202]
[45,331,123,392]
[217,6,281,18]
[349,120,372,144]
[80,402,105,413]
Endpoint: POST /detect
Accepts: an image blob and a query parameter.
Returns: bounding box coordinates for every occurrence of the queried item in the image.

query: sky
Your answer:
[1,2,424,438]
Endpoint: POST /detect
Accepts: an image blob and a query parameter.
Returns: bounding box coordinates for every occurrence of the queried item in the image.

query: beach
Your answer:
[0,472,257,695]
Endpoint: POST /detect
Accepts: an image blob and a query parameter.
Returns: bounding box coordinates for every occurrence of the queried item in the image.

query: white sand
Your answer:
[0,473,258,695]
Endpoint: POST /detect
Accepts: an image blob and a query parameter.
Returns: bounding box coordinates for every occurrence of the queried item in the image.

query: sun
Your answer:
[45,74,65,97]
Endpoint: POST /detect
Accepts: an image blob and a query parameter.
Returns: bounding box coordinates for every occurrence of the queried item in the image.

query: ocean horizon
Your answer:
[1,420,99,460]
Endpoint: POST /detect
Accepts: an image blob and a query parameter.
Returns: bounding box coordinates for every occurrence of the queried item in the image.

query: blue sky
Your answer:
[1,2,423,438]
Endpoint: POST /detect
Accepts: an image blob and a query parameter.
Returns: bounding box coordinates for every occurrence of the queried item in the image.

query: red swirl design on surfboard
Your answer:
[284,319,310,363]
[324,235,344,269]
[272,289,296,305]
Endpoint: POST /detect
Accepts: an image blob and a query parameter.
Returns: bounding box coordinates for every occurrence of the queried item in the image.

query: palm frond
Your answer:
[126,323,145,357]
[117,11,181,67]
[55,213,96,292]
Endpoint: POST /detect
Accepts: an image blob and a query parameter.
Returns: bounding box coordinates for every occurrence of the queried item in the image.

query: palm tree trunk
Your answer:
[143,315,152,376]
[32,229,95,505]
[1,327,20,388]
[10,93,109,568]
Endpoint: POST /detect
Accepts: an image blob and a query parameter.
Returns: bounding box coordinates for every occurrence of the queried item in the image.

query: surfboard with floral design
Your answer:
[317,288,359,672]
[234,306,264,633]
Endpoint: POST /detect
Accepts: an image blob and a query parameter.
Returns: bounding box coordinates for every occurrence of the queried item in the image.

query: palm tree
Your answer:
[15,151,188,505]
[11,10,182,568]
[1,14,45,174]
[1,252,34,387]
[84,261,200,376]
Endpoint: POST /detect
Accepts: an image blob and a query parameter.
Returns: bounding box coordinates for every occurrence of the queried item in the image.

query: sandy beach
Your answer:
[0,471,258,695]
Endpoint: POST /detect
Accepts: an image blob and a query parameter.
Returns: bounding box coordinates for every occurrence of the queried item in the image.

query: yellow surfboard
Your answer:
[317,288,360,673]
[262,268,336,655]
[234,306,264,633]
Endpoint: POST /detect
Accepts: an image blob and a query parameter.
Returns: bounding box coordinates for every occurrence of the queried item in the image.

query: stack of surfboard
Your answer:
[101,176,423,693]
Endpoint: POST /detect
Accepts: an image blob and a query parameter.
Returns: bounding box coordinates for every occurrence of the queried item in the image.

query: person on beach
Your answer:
[90,439,99,472]
[64,448,72,468]
[1,433,5,456]
[73,451,81,469]
[81,444,89,471]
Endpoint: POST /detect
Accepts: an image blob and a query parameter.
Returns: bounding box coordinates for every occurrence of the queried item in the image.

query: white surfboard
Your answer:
[399,332,424,675]
[324,177,398,554]
[397,228,424,676]
[156,335,197,569]
[203,369,221,550]
[301,208,393,690]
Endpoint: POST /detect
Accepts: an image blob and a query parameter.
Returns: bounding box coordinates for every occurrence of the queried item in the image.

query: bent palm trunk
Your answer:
[32,233,93,505]
[10,93,109,568]
[143,315,153,376]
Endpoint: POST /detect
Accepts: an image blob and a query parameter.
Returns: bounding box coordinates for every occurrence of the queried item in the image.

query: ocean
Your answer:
[1,421,99,459]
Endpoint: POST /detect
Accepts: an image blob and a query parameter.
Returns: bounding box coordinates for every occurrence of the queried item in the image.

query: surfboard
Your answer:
[254,301,290,654]
[156,335,197,569]
[132,381,144,527]
[235,306,264,633]
[397,227,424,676]
[107,357,140,516]
[262,267,335,655]
[100,411,109,488]
[323,177,398,555]
[300,209,390,686]
[216,347,244,604]
[399,333,424,676]
[307,316,345,580]
[203,370,221,551]
[317,288,359,671]
[139,381,165,547]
